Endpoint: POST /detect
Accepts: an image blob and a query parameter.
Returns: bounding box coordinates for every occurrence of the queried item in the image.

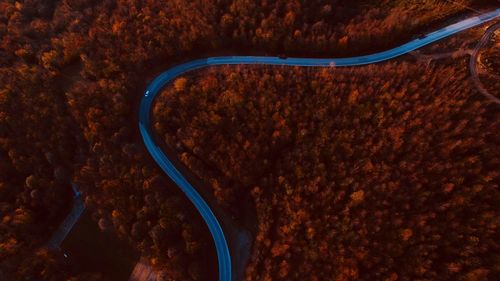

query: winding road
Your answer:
[470,21,500,104]
[139,9,500,281]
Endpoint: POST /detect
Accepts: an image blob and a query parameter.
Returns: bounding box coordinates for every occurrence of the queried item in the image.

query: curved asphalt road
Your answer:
[470,21,500,104]
[139,9,500,281]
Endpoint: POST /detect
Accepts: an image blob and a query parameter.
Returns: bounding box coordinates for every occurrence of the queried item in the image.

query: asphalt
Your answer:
[47,183,84,250]
[138,9,500,281]
[470,21,500,104]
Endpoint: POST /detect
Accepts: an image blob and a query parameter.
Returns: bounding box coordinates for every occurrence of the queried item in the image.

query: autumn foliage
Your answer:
[154,60,499,280]
[0,0,496,280]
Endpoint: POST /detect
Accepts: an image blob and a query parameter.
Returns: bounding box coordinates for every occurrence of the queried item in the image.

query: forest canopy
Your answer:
[153,59,499,280]
[0,0,497,280]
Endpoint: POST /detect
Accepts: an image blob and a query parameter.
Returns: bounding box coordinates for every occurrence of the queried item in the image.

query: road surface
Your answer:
[470,21,500,104]
[139,9,500,281]
[47,183,84,250]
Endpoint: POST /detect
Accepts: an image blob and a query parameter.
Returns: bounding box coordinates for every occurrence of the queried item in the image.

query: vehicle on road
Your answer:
[139,9,500,281]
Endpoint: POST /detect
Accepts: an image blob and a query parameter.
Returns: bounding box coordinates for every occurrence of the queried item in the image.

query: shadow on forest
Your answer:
[61,212,138,281]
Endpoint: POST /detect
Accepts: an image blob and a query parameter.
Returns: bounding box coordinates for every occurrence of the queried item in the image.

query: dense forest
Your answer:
[154,60,499,281]
[0,0,497,280]
[478,31,500,93]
